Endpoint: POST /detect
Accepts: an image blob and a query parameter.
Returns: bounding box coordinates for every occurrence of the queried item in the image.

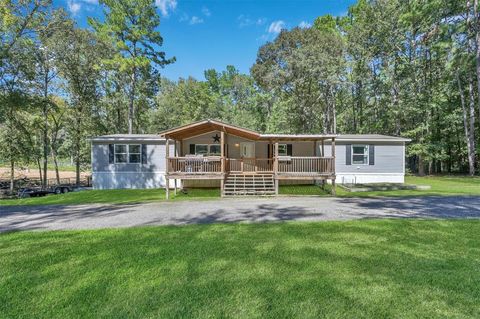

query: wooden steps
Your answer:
[223,174,275,196]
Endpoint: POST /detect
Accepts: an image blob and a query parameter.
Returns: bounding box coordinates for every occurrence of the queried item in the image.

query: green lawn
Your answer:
[338,175,480,197]
[0,188,220,206]
[1,176,479,206]
[1,220,479,318]
[280,175,480,197]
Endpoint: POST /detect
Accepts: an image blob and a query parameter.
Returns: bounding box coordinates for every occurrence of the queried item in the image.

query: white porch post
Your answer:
[173,139,177,196]
[220,131,225,197]
[274,141,279,195]
[165,137,170,200]
[331,137,336,195]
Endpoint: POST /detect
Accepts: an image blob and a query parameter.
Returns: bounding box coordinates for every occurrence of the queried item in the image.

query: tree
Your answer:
[251,27,346,134]
[89,0,174,134]
[0,0,50,191]
[32,9,70,187]
[53,26,106,185]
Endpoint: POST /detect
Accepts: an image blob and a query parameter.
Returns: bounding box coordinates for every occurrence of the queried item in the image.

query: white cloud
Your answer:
[189,16,204,25]
[237,14,252,27]
[80,0,98,4]
[238,15,267,28]
[256,18,266,25]
[299,21,311,28]
[179,13,189,22]
[179,13,204,25]
[67,0,81,15]
[201,7,211,17]
[156,0,177,17]
[268,20,285,34]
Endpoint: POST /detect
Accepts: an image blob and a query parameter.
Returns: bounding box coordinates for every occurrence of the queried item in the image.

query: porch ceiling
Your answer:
[159,119,261,140]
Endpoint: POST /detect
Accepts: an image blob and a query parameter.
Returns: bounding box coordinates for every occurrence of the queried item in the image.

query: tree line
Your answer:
[1,0,478,193]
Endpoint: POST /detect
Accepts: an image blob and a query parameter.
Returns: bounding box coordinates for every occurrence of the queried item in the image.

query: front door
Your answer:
[240,142,255,158]
[240,142,255,172]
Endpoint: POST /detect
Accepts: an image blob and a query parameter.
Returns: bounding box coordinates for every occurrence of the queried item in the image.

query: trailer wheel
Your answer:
[62,187,69,194]
[55,188,62,194]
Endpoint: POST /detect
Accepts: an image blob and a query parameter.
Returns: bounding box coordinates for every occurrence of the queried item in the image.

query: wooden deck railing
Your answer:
[167,156,334,175]
[227,158,273,173]
[168,157,222,174]
[277,157,334,175]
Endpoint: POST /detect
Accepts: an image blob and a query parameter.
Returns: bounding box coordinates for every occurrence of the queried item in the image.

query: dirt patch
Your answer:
[0,167,89,181]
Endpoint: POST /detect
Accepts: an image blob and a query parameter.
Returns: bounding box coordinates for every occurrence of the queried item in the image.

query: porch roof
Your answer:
[159,119,261,140]
[159,119,337,141]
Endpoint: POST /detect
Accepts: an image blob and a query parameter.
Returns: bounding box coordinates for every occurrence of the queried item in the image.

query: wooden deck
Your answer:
[167,156,335,178]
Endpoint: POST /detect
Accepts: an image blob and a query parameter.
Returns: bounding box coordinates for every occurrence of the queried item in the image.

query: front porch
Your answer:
[166,156,335,177]
[160,120,337,197]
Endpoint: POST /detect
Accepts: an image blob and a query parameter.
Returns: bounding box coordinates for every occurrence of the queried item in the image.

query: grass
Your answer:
[1,176,479,206]
[280,175,480,197]
[0,188,220,206]
[338,175,480,197]
[1,220,479,318]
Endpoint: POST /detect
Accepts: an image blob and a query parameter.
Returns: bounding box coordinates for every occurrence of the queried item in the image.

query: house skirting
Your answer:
[336,173,404,184]
[92,172,179,190]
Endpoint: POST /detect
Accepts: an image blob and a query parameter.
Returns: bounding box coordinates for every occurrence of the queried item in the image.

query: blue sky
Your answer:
[55,0,356,80]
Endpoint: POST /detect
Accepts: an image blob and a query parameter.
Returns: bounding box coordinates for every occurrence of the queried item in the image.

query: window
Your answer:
[114,144,141,164]
[128,144,141,163]
[209,144,221,155]
[195,144,209,155]
[195,144,221,156]
[278,144,288,156]
[352,145,369,165]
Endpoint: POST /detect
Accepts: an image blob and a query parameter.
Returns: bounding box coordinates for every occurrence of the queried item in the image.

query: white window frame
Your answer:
[195,144,221,156]
[114,144,141,164]
[351,144,369,165]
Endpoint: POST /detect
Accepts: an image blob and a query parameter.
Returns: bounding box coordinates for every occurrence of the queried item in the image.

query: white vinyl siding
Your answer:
[326,142,405,174]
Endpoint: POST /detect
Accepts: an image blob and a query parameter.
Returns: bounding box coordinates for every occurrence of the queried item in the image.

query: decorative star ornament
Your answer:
[213,134,221,143]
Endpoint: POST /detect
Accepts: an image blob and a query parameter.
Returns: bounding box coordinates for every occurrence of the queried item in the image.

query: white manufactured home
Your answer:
[91,119,410,196]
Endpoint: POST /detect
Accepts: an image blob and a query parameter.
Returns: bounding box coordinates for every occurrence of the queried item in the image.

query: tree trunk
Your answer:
[351,86,357,132]
[76,154,80,186]
[75,126,81,186]
[43,102,48,188]
[330,87,337,134]
[37,158,43,184]
[418,155,425,176]
[42,69,49,189]
[473,0,480,120]
[468,74,477,175]
[51,147,60,184]
[456,71,476,176]
[75,138,81,186]
[128,67,137,134]
[9,160,15,193]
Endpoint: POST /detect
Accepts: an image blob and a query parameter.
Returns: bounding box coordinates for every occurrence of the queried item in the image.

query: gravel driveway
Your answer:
[1,196,480,232]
